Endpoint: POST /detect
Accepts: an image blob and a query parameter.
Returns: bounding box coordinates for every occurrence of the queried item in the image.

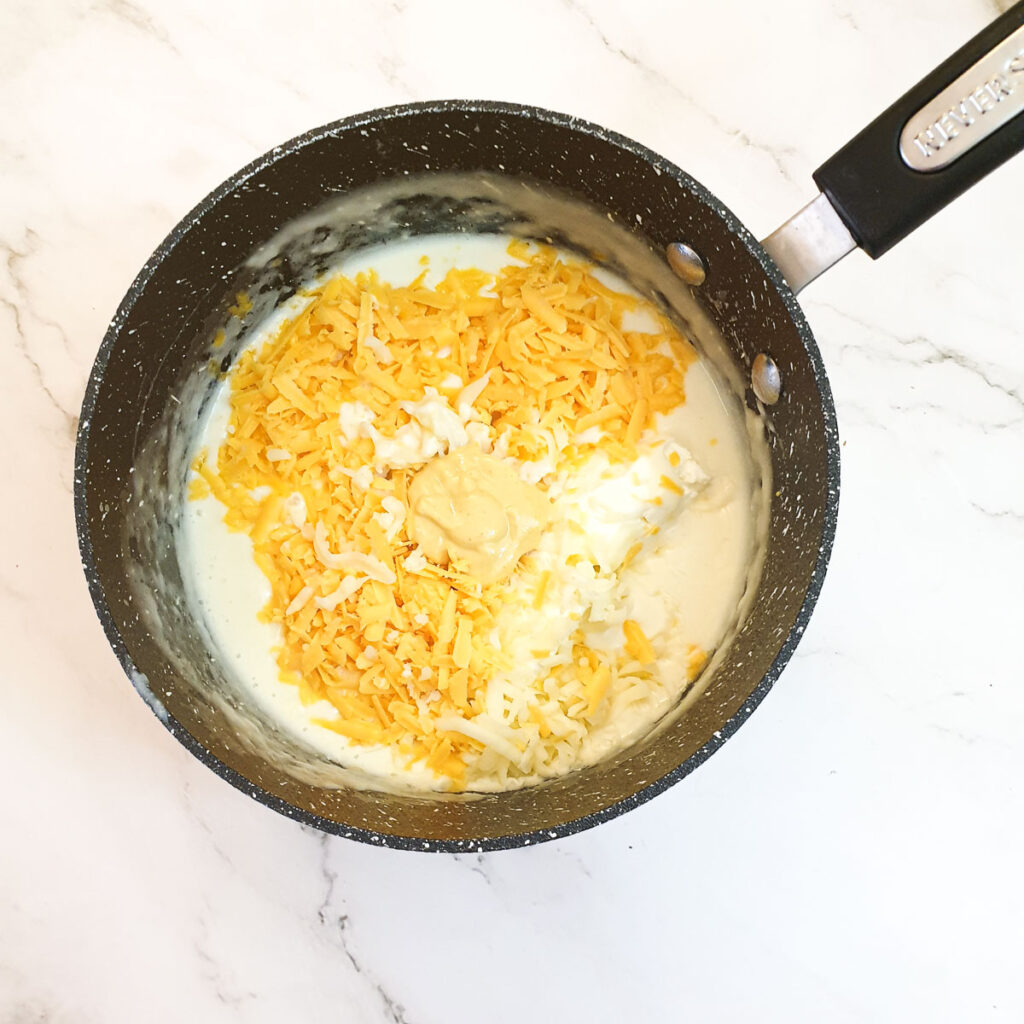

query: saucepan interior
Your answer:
[75,101,838,850]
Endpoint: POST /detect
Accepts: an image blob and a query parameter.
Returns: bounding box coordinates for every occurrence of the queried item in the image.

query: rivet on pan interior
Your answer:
[666,242,706,286]
[752,353,782,405]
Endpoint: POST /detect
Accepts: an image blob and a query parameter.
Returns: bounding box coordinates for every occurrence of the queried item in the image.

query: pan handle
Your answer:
[763,2,1024,293]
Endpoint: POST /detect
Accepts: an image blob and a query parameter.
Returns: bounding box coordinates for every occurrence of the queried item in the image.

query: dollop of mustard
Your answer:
[408,447,551,583]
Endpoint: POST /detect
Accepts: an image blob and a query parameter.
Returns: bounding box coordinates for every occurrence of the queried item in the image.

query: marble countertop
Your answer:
[4,0,1023,1020]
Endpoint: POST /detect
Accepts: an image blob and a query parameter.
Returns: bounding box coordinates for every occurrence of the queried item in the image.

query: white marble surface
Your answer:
[3,0,1023,1019]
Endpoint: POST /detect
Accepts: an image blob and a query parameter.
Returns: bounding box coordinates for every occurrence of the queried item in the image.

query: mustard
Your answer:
[408,447,551,583]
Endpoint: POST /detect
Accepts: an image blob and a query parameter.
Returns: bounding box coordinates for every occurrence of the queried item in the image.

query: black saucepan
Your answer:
[75,6,1024,850]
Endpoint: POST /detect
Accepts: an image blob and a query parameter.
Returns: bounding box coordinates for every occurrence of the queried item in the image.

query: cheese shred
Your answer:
[193,243,704,788]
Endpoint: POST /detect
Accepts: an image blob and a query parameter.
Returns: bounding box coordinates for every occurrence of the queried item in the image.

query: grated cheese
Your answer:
[192,242,709,788]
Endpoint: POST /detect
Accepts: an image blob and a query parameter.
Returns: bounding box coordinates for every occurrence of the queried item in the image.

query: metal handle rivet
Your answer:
[752,353,782,405]
[666,242,707,286]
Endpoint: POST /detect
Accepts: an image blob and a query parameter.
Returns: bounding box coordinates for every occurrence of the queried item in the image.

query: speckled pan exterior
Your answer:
[74,100,840,852]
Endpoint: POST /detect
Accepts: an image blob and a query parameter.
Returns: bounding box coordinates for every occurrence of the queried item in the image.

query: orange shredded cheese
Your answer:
[584,663,612,717]
[623,620,656,664]
[686,645,708,680]
[621,542,644,570]
[228,291,253,318]
[193,243,697,784]
[532,570,551,610]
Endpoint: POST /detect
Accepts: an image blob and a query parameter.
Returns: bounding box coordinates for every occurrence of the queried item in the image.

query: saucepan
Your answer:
[75,5,1024,849]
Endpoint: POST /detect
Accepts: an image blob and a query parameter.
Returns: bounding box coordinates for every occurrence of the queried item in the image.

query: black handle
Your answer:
[813,3,1024,259]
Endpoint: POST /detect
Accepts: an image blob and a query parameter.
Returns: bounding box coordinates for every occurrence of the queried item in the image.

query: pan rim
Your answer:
[74,98,841,852]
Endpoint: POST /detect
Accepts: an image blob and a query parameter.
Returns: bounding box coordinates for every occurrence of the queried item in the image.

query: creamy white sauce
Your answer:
[183,234,764,792]
[576,363,759,765]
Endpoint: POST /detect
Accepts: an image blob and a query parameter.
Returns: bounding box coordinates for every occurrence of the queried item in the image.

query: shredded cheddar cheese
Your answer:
[228,291,253,318]
[194,243,708,787]
[623,619,656,664]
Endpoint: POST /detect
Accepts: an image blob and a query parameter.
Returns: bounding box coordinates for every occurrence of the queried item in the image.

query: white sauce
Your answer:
[576,365,759,765]
[183,234,764,791]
